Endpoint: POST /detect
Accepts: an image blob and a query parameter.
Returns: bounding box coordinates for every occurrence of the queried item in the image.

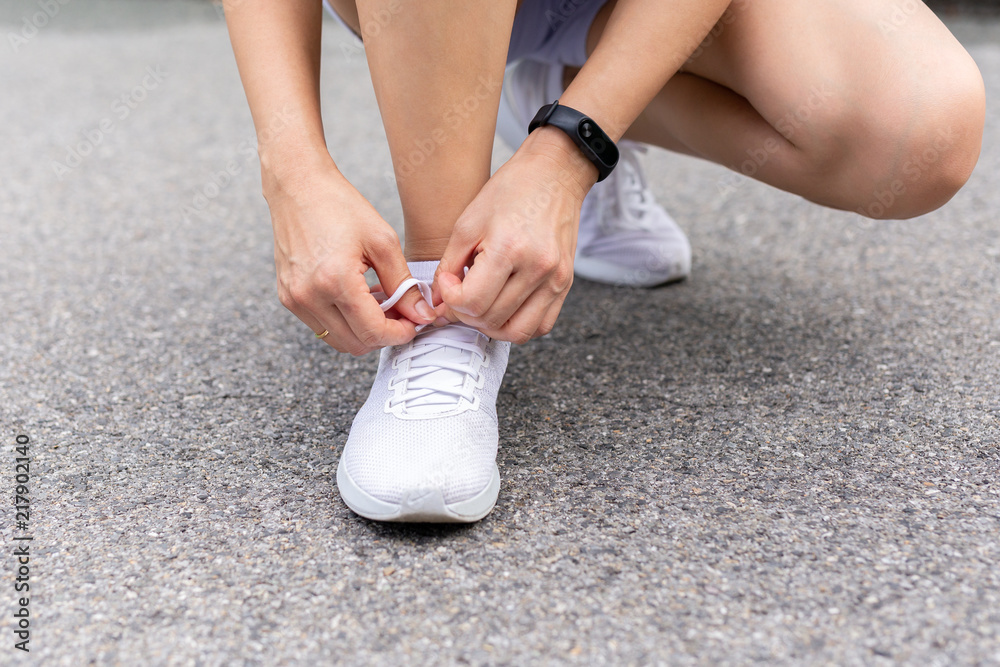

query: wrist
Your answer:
[519,125,599,198]
[260,144,340,201]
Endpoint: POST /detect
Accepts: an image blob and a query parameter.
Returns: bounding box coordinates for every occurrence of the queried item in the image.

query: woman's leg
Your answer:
[569,0,986,219]
[328,0,521,524]
[336,0,517,259]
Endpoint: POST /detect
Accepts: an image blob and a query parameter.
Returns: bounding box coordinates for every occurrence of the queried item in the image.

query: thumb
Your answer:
[433,268,463,306]
[368,244,435,326]
[435,227,478,308]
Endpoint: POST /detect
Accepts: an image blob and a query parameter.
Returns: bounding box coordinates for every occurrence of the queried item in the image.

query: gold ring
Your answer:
[315,329,330,340]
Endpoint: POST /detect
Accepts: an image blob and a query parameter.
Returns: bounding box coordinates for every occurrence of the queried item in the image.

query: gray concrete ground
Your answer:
[1,1,999,665]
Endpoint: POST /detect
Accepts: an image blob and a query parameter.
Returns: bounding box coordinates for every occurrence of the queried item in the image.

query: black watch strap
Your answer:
[528,101,619,182]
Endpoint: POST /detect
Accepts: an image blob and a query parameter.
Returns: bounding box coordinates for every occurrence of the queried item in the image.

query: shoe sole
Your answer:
[573,253,690,288]
[336,461,501,523]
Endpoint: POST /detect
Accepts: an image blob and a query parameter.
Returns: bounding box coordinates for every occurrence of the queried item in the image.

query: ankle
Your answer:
[404,238,449,262]
[404,251,445,262]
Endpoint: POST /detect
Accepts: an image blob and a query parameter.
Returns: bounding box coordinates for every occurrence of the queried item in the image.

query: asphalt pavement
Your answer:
[1,1,999,665]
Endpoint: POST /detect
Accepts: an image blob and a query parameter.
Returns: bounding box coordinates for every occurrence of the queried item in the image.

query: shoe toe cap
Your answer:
[341,418,498,506]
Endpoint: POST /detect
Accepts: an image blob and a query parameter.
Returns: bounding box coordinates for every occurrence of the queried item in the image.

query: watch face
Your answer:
[577,118,617,168]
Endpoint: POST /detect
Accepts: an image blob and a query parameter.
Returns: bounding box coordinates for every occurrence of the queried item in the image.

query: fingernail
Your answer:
[433,316,450,327]
[415,300,435,322]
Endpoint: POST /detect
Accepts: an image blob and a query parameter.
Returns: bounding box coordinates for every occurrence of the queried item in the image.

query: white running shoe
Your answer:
[497,59,692,288]
[337,266,510,523]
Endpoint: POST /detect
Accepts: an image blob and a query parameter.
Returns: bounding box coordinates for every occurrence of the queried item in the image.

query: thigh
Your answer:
[327,0,361,37]
[681,0,977,152]
[331,0,608,66]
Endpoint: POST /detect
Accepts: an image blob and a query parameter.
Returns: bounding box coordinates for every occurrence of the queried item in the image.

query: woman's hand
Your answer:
[434,127,598,343]
[265,163,435,356]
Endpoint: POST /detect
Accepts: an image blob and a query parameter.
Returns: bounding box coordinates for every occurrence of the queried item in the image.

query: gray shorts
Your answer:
[324,0,606,67]
[507,0,607,66]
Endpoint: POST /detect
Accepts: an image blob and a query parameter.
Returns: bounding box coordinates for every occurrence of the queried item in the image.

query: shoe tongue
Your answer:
[577,144,656,249]
[406,259,439,282]
[611,150,657,231]
[404,326,486,414]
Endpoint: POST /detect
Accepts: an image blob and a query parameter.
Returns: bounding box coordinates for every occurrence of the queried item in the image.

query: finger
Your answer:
[437,249,514,318]
[432,301,462,326]
[377,278,436,328]
[493,287,565,344]
[301,269,417,349]
[456,269,540,332]
[372,283,435,323]
[437,220,481,286]
[381,283,455,327]
[291,301,376,356]
[433,270,461,311]
[534,295,567,338]
[365,233,436,326]
[335,284,419,349]
[370,284,409,318]
[312,308,377,356]
[385,283,436,325]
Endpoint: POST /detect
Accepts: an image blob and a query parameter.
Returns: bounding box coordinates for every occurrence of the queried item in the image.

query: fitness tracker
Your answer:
[528,101,619,182]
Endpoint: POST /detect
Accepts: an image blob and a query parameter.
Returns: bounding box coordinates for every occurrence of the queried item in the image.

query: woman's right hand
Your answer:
[264,163,435,356]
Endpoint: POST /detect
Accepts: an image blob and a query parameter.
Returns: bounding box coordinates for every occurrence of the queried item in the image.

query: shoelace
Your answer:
[378,277,434,332]
[378,279,487,415]
[599,140,660,233]
[388,324,487,414]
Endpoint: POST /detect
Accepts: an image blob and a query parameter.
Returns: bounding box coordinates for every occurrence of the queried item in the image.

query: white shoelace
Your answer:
[388,324,487,415]
[378,277,435,332]
[600,140,660,233]
[378,279,488,416]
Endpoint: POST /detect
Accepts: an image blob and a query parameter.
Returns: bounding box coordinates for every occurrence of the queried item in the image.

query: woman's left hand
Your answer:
[433,127,598,343]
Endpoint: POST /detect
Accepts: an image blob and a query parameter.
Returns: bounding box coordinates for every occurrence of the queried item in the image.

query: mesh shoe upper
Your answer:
[341,321,510,506]
[574,140,692,286]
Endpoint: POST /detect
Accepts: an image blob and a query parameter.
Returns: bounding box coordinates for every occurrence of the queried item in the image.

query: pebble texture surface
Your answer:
[1,2,999,665]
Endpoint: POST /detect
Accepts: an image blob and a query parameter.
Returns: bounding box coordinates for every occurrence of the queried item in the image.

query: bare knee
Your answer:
[821,53,986,220]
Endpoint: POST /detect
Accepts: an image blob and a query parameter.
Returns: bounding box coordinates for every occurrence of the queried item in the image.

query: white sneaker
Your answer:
[337,269,510,522]
[497,59,692,288]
